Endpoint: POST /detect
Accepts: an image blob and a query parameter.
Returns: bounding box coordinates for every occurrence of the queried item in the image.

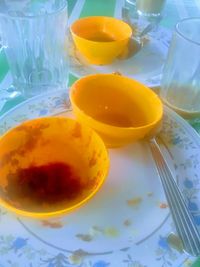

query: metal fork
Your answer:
[149,138,200,257]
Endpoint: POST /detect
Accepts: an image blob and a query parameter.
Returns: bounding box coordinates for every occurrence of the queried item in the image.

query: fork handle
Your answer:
[149,138,200,257]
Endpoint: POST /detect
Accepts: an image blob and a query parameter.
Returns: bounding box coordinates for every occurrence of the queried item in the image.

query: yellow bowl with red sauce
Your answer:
[0,117,109,218]
[70,16,132,65]
[70,73,163,147]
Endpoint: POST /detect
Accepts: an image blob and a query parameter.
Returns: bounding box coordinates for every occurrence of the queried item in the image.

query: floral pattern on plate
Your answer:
[0,90,199,267]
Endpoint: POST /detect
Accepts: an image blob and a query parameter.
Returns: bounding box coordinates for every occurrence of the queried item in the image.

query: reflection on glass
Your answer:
[0,0,68,98]
[160,18,200,119]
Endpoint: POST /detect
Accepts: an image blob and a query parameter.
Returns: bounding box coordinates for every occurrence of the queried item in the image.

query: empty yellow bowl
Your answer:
[70,16,132,65]
[70,74,163,147]
[0,117,109,218]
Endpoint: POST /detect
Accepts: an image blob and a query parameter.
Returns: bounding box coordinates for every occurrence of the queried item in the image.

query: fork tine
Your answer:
[149,138,200,256]
[156,159,193,246]
[152,146,195,253]
[160,157,200,253]
[157,153,200,255]
[150,146,200,256]
[152,141,200,256]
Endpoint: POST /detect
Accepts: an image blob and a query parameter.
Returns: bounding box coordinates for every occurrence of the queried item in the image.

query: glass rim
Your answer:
[125,0,135,6]
[175,17,200,46]
[0,0,67,19]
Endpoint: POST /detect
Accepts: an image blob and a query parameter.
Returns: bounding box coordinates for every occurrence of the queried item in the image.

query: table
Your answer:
[0,1,200,267]
[0,0,200,118]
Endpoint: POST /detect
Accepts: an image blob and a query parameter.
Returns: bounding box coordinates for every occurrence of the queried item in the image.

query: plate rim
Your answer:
[0,90,199,147]
[69,26,172,88]
[0,90,199,267]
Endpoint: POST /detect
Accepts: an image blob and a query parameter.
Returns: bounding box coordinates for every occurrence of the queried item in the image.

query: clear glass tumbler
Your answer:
[123,0,164,41]
[160,18,200,119]
[0,0,68,98]
[136,0,166,18]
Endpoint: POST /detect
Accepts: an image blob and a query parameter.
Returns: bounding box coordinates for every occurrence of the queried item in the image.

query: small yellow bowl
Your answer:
[70,74,163,147]
[70,16,132,65]
[0,117,109,218]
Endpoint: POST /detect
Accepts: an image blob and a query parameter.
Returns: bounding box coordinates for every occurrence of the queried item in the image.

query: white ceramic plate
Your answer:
[0,90,199,267]
[69,27,171,88]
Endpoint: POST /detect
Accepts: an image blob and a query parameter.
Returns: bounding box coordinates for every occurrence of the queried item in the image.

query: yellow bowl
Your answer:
[70,16,132,65]
[70,74,163,147]
[0,117,109,218]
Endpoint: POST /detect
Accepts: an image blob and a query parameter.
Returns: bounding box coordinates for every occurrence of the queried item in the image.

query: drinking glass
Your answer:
[123,0,165,40]
[160,18,200,119]
[125,0,136,7]
[136,0,166,18]
[0,0,68,98]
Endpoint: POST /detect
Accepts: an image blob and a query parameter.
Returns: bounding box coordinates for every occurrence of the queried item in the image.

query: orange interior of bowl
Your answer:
[70,74,163,129]
[0,117,109,218]
[70,16,132,65]
[71,16,132,42]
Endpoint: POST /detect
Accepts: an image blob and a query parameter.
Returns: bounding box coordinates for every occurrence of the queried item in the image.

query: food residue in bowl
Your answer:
[94,108,148,128]
[4,162,90,212]
[73,81,153,128]
[85,32,116,42]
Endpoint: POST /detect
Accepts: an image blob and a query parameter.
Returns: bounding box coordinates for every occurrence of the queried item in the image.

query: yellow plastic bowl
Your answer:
[70,74,163,147]
[70,16,132,65]
[0,117,109,218]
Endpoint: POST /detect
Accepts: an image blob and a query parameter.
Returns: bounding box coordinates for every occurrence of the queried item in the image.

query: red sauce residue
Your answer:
[96,170,102,177]
[86,134,92,147]
[72,123,82,138]
[5,162,85,208]
[1,123,48,168]
[89,151,97,167]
